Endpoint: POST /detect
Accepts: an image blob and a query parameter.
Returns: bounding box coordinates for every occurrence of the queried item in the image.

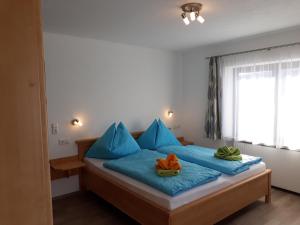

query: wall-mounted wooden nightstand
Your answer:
[50,156,85,180]
[177,137,194,146]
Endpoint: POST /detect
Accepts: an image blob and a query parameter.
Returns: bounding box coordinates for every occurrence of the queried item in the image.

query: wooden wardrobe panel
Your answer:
[0,0,53,225]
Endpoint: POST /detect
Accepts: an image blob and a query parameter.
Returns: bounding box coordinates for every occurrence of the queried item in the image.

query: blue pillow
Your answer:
[137,120,159,149]
[156,119,182,148]
[137,119,181,149]
[86,122,141,159]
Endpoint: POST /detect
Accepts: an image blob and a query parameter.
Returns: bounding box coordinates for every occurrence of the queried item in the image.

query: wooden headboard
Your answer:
[75,131,144,161]
[75,131,187,161]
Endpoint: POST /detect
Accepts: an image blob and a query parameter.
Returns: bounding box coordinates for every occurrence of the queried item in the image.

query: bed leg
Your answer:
[265,171,272,204]
[265,192,271,203]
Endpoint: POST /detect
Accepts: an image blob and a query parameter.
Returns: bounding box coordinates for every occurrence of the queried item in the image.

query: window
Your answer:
[221,46,300,150]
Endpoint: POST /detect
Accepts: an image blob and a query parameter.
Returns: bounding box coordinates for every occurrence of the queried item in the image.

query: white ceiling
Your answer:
[43,0,300,51]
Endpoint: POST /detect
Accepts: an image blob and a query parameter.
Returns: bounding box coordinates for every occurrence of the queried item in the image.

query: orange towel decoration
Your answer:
[156,154,182,171]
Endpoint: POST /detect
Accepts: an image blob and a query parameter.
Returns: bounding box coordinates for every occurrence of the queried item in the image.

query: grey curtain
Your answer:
[205,57,222,140]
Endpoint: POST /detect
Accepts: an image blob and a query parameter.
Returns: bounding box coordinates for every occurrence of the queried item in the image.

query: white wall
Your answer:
[46,26,300,196]
[44,32,183,197]
[181,27,300,193]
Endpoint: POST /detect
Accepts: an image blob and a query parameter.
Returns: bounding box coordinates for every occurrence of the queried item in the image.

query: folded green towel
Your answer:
[214,146,242,161]
[156,169,180,177]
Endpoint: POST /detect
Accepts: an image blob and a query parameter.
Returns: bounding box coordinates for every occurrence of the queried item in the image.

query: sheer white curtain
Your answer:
[220,45,300,150]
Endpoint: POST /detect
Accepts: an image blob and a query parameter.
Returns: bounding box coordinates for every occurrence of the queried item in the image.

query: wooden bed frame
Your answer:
[76,131,272,225]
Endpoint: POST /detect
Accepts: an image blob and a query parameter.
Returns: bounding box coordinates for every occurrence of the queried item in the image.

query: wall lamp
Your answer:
[71,118,82,127]
[168,110,174,118]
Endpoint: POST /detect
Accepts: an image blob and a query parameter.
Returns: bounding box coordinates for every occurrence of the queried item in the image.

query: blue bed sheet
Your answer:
[103,149,221,196]
[157,145,262,175]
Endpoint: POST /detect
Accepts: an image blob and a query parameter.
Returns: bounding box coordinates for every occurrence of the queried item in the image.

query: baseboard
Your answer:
[52,191,83,200]
[272,186,300,196]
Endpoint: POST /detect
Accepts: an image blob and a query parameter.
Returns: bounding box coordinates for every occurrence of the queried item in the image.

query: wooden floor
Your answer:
[53,188,300,225]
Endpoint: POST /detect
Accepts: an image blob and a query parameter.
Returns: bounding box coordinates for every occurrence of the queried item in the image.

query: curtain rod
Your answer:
[205,42,300,59]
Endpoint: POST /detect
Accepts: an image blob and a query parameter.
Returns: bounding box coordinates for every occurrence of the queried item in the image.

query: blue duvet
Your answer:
[103,150,221,196]
[157,145,262,175]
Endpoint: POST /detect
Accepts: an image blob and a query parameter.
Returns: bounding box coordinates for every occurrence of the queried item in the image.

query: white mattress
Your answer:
[85,157,266,210]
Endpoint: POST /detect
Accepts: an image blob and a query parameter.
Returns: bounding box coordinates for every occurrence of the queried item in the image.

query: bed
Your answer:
[76,131,272,225]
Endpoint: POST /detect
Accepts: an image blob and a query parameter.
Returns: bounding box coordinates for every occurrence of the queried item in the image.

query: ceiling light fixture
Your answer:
[180,3,205,26]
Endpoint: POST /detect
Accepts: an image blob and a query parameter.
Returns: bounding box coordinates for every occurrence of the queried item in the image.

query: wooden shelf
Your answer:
[50,160,85,171]
[50,156,85,180]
